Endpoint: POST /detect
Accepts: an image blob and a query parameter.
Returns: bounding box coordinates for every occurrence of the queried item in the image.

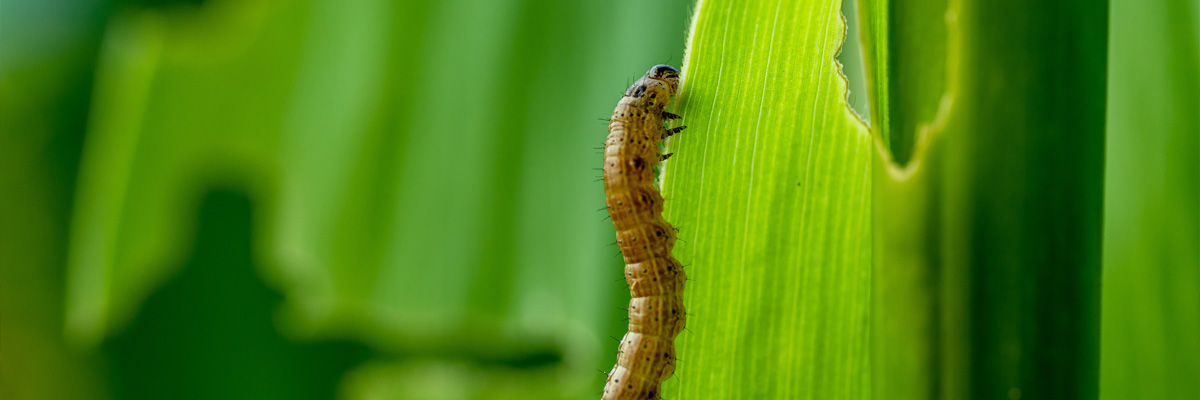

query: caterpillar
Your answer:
[601,64,687,400]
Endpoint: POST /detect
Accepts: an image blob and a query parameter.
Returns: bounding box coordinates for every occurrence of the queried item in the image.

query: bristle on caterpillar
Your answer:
[600,64,686,400]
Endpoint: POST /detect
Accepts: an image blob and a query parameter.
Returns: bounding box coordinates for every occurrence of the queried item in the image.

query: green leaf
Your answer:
[667,0,1112,398]
[1100,0,1200,398]
[660,1,873,397]
[867,0,1109,397]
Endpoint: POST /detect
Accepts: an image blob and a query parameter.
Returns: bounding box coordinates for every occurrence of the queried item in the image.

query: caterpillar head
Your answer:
[625,64,680,109]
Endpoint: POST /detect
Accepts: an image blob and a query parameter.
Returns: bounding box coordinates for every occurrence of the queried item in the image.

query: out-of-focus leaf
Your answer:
[67,1,301,345]
[866,0,1107,398]
[0,1,113,398]
[1100,0,1200,398]
[64,0,693,398]
[660,1,873,397]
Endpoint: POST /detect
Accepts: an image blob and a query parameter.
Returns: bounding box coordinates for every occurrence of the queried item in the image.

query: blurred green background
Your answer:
[0,0,1195,399]
[1,0,693,398]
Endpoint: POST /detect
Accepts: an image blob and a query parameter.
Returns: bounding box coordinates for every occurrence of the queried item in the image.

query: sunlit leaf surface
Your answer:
[661,1,873,397]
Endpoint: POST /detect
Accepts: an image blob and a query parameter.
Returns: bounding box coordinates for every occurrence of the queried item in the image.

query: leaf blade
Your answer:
[662,0,873,397]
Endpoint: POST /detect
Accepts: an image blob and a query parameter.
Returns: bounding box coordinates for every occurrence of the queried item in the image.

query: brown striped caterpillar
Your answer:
[601,64,687,400]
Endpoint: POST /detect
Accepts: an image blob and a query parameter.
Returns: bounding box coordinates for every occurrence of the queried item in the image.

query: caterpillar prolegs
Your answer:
[601,64,687,400]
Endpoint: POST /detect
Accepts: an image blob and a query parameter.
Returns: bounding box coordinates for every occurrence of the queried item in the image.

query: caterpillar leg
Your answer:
[662,111,682,120]
[664,125,687,139]
[660,153,673,162]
